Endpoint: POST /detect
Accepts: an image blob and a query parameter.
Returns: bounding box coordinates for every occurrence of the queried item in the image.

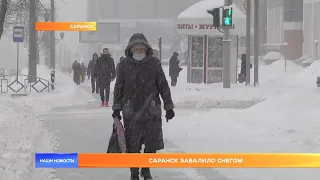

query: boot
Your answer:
[92,89,95,93]
[130,168,139,180]
[100,101,105,107]
[140,168,153,180]
[104,101,109,107]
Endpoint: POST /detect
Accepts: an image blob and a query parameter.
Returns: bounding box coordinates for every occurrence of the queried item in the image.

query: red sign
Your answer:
[177,24,235,30]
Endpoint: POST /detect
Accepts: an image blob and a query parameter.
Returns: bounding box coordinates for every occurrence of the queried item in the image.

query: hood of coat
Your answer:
[125,33,153,61]
[93,53,98,60]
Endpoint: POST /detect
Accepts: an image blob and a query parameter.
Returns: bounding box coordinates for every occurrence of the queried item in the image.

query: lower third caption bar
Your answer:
[35,153,78,168]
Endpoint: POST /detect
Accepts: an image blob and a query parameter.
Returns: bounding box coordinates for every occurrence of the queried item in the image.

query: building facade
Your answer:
[86,0,202,59]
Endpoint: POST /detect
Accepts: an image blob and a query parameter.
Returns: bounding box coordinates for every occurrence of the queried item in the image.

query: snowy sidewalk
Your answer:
[42,85,230,180]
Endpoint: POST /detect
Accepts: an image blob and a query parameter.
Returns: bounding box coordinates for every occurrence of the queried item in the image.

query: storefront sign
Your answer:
[177,24,235,30]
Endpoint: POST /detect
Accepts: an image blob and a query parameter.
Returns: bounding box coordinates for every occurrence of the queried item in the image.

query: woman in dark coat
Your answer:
[111,33,175,180]
[72,60,80,85]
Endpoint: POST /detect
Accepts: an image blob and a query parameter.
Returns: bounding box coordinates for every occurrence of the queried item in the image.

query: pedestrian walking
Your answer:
[93,48,116,107]
[80,62,86,83]
[115,56,125,76]
[238,54,252,83]
[72,60,81,85]
[169,52,183,87]
[87,53,99,93]
[112,33,175,180]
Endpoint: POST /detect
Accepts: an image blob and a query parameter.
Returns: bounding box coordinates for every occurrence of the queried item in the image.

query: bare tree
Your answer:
[0,0,51,44]
[0,0,9,39]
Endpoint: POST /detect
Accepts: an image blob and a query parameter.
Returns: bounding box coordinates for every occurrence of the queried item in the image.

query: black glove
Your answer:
[112,110,122,120]
[165,109,175,120]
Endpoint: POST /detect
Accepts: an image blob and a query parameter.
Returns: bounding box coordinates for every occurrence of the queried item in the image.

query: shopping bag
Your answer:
[106,124,120,153]
[114,119,126,153]
[107,119,126,153]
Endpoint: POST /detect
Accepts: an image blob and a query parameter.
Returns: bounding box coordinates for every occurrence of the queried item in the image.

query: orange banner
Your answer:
[35,22,96,31]
[77,153,320,168]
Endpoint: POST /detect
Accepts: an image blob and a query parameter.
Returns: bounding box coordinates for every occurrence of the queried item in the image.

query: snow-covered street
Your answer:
[43,85,229,180]
[2,60,320,180]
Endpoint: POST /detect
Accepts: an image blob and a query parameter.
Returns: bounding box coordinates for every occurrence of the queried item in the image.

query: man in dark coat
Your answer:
[93,48,115,107]
[72,60,81,85]
[115,56,125,76]
[80,62,86,83]
[112,33,175,180]
[239,54,252,83]
[87,53,99,93]
[169,52,183,87]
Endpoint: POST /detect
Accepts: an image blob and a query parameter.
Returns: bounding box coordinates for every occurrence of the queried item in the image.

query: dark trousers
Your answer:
[130,148,156,176]
[91,78,99,92]
[170,76,177,87]
[99,81,110,102]
[74,75,80,85]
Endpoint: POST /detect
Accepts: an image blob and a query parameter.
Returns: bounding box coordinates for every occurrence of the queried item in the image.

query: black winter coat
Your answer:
[240,61,252,75]
[112,33,174,152]
[93,54,115,82]
[87,59,97,76]
[169,55,181,77]
[72,61,80,76]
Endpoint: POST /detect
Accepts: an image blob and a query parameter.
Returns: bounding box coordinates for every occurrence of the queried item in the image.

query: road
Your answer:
[43,85,230,180]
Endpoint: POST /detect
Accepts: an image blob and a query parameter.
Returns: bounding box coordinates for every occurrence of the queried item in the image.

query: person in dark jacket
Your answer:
[115,56,125,75]
[112,33,175,180]
[239,54,252,83]
[72,60,81,85]
[80,62,86,83]
[87,53,99,93]
[93,48,115,107]
[169,52,183,87]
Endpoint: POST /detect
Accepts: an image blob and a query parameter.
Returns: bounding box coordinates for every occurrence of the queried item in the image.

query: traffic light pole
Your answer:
[222,0,232,88]
[253,0,259,86]
[245,0,251,86]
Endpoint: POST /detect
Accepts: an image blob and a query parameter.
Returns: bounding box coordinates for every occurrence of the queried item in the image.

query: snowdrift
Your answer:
[19,65,95,113]
[0,98,56,180]
[163,60,320,180]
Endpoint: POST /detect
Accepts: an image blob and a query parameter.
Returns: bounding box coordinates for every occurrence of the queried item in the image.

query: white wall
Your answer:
[303,1,320,60]
[267,6,284,45]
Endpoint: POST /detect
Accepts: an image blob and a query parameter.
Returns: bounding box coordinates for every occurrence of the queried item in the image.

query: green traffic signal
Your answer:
[222,8,232,26]
[227,9,232,16]
[224,17,231,26]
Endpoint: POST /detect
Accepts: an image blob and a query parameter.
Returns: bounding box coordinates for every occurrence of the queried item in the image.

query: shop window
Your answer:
[191,36,204,67]
[208,37,223,67]
[191,69,203,83]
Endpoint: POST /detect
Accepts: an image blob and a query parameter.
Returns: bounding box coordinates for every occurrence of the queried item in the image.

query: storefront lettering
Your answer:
[199,24,214,29]
[177,24,194,29]
[178,24,235,30]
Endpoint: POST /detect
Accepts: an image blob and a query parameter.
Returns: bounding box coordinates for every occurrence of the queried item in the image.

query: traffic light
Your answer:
[222,8,232,27]
[207,8,220,28]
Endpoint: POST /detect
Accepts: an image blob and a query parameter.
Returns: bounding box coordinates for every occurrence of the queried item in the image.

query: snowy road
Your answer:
[43,85,230,180]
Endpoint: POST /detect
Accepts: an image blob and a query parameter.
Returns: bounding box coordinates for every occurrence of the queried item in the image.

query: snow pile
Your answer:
[263,51,284,60]
[255,59,304,86]
[280,61,320,86]
[164,59,320,179]
[302,58,314,64]
[161,65,271,109]
[0,65,94,180]
[0,97,57,180]
[19,65,95,113]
